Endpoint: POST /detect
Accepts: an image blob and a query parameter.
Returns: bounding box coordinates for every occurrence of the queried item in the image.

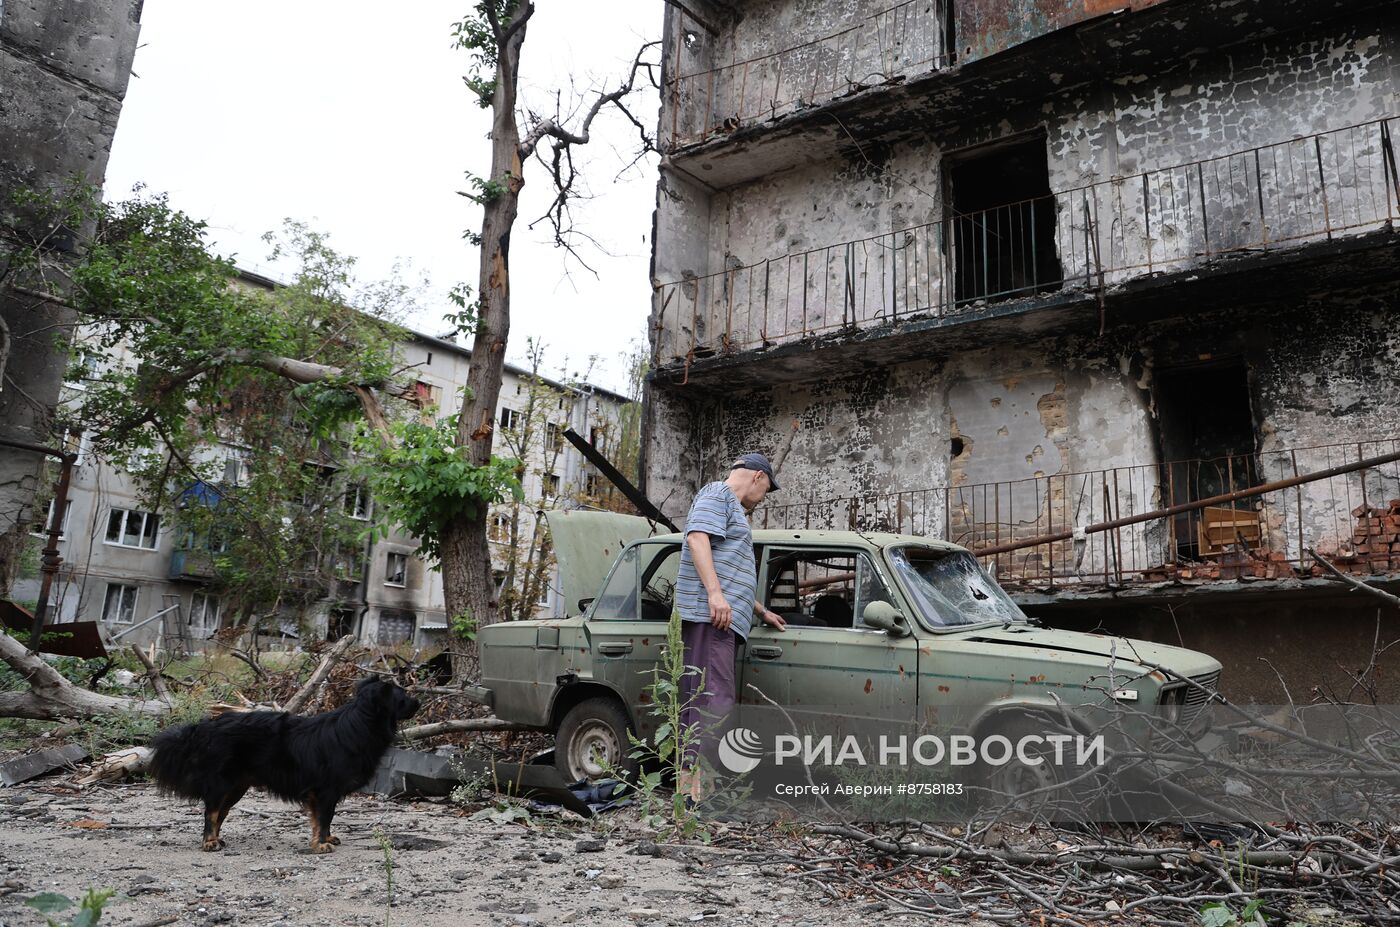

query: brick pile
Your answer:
[1328,500,1400,575]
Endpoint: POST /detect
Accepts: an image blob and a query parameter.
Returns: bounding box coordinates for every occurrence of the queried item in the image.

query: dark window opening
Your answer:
[950,436,966,457]
[1154,361,1258,559]
[328,607,357,640]
[947,137,1059,305]
[944,0,957,66]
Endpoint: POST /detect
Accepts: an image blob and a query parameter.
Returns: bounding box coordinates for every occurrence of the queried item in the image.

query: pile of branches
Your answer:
[718,818,1398,925]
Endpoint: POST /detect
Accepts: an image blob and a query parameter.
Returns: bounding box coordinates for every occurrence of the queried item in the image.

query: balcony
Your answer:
[665,0,951,150]
[169,549,217,583]
[757,438,1400,596]
[653,118,1400,384]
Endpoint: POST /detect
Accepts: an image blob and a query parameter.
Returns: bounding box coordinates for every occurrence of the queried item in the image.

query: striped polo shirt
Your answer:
[676,481,757,639]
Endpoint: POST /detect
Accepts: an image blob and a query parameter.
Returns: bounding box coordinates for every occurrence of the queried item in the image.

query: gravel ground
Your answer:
[0,779,886,927]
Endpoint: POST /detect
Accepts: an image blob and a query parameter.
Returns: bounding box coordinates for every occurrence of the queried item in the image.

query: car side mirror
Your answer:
[862,601,909,636]
[578,597,595,614]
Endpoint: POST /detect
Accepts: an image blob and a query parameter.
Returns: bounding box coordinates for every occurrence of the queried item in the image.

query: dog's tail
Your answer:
[148,722,206,799]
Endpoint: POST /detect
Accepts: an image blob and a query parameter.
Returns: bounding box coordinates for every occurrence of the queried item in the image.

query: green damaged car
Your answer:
[475,511,1222,785]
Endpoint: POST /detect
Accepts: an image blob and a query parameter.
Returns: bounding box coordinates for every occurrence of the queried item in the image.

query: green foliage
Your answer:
[26,887,114,927]
[449,609,479,642]
[456,171,508,206]
[7,185,424,629]
[353,415,522,564]
[373,828,395,927]
[1199,899,1265,927]
[611,610,706,837]
[450,1,522,107]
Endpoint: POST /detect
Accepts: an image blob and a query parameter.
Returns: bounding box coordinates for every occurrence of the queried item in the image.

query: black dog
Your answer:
[150,676,419,852]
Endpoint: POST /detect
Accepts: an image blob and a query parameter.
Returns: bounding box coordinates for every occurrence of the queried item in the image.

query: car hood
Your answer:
[961,625,1221,678]
[544,510,658,615]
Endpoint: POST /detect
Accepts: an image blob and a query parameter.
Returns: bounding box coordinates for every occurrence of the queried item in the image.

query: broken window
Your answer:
[946,137,1060,305]
[385,551,408,587]
[1154,361,1259,558]
[489,512,511,542]
[106,508,160,549]
[102,583,139,624]
[31,499,71,540]
[344,483,371,520]
[188,592,221,637]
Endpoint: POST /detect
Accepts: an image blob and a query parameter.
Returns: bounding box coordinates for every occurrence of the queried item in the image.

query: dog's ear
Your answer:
[355,676,383,697]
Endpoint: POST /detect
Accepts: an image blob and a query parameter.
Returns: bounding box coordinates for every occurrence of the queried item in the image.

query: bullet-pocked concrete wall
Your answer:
[649,7,1400,530]
[650,14,1400,366]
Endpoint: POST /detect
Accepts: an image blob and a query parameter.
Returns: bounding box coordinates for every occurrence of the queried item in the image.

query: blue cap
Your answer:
[732,452,779,492]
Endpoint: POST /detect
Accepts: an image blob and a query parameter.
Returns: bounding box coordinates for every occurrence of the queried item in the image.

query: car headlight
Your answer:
[1159,687,1186,724]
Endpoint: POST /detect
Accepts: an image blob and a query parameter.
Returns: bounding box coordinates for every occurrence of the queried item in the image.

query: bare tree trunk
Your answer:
[0,630,167,721]
[446,3,533,679]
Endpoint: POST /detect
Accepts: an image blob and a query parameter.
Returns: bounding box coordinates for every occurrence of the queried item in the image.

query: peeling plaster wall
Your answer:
[654,16,1399,365]
[648,5,1400,569]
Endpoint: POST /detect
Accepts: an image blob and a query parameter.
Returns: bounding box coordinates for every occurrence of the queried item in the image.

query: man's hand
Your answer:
[759,607,787,631]
[709,593,732,630]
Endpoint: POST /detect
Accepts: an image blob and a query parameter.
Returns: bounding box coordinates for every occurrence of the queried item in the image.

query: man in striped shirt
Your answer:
[677,453,787,798]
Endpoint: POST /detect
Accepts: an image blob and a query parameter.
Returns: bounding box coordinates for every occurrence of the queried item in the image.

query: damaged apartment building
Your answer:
[643,0,1400,700]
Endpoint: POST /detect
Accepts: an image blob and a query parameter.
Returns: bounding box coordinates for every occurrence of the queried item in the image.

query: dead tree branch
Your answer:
[1309,547,1400,609]
[396,717,530,742]
[282,634,357,715]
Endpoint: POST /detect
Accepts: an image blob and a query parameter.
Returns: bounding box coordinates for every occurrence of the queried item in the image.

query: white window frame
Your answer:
[385,551,408,587]
[489,512,511,543]
[105,507,160,550]
[30,499,72,540]
[102,583,138,624]
[499,407,521,431]
[64,348,100,391]
[188,592,221,637]
[221,453,250,487]
[345,484,372,520]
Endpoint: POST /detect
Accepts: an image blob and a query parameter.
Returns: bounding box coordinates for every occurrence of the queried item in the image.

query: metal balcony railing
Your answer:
[666,0,952,149]
[654,118,1400,367]
[757,438,1400,589]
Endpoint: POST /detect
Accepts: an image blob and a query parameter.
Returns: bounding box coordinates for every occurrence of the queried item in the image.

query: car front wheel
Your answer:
[555,696,638,783]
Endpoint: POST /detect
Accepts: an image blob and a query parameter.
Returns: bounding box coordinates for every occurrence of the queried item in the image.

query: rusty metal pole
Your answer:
[0,437,76,653]
[31,451,77,652]
[975,448,1400,559]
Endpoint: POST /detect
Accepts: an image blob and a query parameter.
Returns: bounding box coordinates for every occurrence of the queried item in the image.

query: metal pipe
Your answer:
[110,603,181,641]
[0,437,76,653]
[562,428,679,533]
[973,448,1400,558]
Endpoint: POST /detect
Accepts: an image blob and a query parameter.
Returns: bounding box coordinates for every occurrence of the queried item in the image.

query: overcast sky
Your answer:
[104,1,663,395]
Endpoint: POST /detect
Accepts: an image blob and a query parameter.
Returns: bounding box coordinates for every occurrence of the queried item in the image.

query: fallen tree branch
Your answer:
[283,634,357,715]
[128,645,173,707]
[1309,547,1400,609]
[0,631,167,721]
[74,746,152,786]
[397,718,530,742]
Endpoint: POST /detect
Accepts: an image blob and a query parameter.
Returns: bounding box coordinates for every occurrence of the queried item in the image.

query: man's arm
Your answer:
[687,530,731,630]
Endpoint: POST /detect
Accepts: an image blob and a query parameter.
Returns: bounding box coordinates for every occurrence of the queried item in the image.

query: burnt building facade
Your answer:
[644,0,1400,700]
